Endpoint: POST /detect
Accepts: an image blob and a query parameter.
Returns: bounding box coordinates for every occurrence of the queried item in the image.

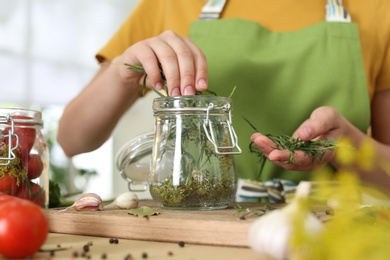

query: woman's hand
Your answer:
[114,30,208,96]
[250,106,344,171]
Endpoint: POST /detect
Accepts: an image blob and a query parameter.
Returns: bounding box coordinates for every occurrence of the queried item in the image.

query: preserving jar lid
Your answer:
[0,108,44,126]
[115,132,154,191]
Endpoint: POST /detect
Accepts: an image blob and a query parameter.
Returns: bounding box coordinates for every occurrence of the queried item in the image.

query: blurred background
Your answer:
[0,0,157,200]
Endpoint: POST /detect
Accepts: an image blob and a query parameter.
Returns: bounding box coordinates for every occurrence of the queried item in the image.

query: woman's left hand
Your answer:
[250,106,344,171]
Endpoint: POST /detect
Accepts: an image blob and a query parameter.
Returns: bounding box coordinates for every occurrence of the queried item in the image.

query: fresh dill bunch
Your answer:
[244,117,337,176]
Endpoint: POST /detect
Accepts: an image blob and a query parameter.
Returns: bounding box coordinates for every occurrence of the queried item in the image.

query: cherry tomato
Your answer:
[0,198,48,259]
[0,173,20,195]
[17,182,45,207]
[26,154,43,179]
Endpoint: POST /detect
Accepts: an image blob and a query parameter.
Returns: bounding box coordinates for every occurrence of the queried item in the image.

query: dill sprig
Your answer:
[244,117,337,176]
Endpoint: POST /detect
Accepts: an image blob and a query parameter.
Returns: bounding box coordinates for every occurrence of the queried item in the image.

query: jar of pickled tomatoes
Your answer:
[0,108,49,208]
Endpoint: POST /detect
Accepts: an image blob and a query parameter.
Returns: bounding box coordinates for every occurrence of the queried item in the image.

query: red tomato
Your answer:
[27,154,44,179]
[0,198,48,258]
[0,192,16,204]
[17,182,45,207]
[0,173,20,195]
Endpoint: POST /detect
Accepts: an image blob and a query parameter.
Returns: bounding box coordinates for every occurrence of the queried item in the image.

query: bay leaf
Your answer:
[128,206,160,218]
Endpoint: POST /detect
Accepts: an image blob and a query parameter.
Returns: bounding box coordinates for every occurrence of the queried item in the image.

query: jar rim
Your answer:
[0,107,43,126]
[153,95,232,113]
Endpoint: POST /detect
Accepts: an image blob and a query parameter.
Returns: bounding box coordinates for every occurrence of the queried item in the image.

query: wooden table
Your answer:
[33,233,264,260]
[34,201,329,259]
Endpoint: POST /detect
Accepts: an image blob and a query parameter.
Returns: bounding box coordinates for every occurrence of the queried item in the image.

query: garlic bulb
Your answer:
[248,182,323,260]
[104,191,139,209]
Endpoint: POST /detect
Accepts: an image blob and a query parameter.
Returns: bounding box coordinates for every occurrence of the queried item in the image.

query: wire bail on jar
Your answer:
[0,114,18,166]
[202,102,242,155]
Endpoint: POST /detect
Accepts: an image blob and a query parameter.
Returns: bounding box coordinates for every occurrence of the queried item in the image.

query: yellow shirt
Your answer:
[98,0,390,100]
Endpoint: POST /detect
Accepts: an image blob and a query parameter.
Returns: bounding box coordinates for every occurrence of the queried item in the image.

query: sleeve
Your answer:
[96,0,166,63]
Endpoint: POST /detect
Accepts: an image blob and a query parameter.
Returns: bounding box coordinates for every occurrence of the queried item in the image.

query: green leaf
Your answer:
[128,206,160,218]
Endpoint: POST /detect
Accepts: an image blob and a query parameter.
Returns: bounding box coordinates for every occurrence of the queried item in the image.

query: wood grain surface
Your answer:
[46,200,330,248]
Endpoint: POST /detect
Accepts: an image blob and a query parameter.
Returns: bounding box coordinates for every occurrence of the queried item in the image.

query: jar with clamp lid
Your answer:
[0,108,49,208]
[149,95,242,210]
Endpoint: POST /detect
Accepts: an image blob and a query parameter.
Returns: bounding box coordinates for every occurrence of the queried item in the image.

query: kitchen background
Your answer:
[0,0,157,200]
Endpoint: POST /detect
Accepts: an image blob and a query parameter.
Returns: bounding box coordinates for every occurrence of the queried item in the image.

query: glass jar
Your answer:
[0,108,49,208]
[149,95,241,210]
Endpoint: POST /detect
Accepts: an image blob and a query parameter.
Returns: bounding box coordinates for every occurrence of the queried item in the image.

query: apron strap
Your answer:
[199,0,351,23]
[199,0,227,20]
[326,0,351,22]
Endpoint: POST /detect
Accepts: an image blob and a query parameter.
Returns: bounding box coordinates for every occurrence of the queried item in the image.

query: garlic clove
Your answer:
[73,193,104,211]
[104,191,139,210]
[248,182,323,260]
[59,193,103,212]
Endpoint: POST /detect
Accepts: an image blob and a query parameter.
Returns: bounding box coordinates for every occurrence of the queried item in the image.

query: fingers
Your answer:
[268,149,334,171]
[251,129,335,172]
[122,30,208,96]
[182,37,208,92]
[297,107,342,141]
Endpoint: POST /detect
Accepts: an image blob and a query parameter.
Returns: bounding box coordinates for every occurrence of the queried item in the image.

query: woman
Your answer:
[58,0,390,197]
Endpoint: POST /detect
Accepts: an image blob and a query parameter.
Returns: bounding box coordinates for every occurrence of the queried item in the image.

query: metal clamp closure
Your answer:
[203,103,242,155]
[0,114,19,166]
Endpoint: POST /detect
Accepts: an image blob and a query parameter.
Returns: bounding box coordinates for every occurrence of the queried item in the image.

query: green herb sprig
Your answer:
[124,62,217,96]
[235,203,275,219]
[244,118,337,176]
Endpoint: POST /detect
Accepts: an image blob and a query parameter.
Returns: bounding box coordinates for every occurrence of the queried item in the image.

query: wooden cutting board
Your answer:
[46,200,330,247]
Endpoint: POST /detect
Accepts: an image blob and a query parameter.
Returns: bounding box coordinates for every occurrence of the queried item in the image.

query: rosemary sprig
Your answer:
[124,62,166,96]
[244,117,337,176]
[124,62,217,96]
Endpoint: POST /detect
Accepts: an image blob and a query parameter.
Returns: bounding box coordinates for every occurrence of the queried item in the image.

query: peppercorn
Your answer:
[124,254,133,260]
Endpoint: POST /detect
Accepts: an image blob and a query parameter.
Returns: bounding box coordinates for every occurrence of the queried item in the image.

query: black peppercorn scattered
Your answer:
[101,253,107,259]
[167,251,174,256]
[109,238,119,244]
[239,216,246,220]
[83,244,90,252]
[124,254,133,260]
[72,251,79,257]
[178,241,185,247]
[50,250,55,257]
[141,252,148,259]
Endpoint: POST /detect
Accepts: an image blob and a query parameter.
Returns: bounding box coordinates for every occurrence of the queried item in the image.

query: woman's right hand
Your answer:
[113,30,209,96]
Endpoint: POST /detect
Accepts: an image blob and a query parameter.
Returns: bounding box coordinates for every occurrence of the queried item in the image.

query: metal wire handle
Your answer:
[202,103,242,155]
[0,114,19,166]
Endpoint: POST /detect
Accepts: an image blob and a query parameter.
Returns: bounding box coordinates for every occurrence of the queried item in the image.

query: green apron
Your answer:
[189,6,370,186]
